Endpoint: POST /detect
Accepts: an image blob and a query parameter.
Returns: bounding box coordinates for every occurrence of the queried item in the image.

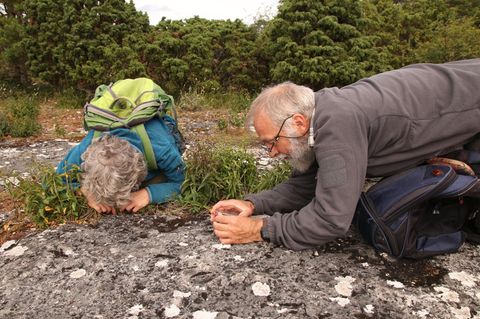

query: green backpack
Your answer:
[83,78,180,170]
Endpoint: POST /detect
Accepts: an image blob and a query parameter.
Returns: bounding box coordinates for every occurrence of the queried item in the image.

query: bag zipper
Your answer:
[382,167,457,224]
[365,166,456,257]
[361,195,397,256]
[85,104,123,121]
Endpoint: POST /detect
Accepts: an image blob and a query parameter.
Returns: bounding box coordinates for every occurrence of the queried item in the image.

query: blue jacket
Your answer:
[56,116,185,204]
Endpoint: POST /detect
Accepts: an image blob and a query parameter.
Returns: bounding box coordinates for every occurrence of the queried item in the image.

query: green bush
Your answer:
[176,89,204,112]
[0,82,22,99]
[0,111,9,136]
[4,165,90,228]
[178,143,291,212]
[228,111,246,129]
[56,87,87,109]
[8,118,41,137]
[0,95,41,137]
[217,118,228,131]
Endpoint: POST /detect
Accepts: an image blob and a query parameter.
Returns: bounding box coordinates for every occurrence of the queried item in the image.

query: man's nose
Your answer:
[268,147,279,158]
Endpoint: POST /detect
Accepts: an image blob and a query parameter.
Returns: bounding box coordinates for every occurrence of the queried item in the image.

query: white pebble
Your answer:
[233,255,245,262]
[252,282,271,296]
[386,280,405,289]
[173,290,191,298]
[330,297,350,307]
[0,240,16,252]
[258,159,269,166]
[178,242,189,247]
[450,306,471,319]
[0,176,19,186]
[3,245,28,257]
[70,269,86,279]
[416,309,430,318]
[127,305,144,316]
[36,262,48,271]
[434,286,460,303]
[334,276,356,297]
[62,248,75,256]
[212,244,231,250]
[164,304,180,317]
[363,304,375,314]
[448,271,477,288]
[192,310,218,319]
[155,260,169,268]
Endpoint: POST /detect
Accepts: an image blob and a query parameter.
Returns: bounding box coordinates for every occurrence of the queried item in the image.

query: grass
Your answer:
[178,142,291,213]
[55,87,86,109]
[0,95,41,137]
[177,89,253,113]
[3,164,94,228]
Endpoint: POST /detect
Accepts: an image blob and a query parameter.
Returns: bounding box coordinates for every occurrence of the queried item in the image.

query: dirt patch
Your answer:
[37,100,85,140]
[0,101,85,147]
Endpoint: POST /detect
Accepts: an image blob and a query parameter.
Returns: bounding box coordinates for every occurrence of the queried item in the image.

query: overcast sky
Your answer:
[132,0,280,25]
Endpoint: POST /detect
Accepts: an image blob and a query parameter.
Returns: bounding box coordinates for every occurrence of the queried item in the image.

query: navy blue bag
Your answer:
[354,152,480,259]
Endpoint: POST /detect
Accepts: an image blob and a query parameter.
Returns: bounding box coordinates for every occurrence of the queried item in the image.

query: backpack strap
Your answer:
[427,157,475,176]
[131,124,157,171]
[92,127,157,171]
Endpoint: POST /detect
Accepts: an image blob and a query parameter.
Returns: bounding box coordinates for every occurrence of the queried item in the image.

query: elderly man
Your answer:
[210,59,480,250]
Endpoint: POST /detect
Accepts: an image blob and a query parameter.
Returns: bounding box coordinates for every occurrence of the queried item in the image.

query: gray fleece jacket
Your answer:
[245,59,480,250]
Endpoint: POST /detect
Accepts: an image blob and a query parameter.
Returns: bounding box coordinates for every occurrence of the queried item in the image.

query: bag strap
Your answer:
[427,157,475,176]
[131,124,157,171]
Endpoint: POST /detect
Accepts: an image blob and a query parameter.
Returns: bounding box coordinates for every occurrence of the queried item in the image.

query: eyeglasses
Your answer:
[261,114,307,153]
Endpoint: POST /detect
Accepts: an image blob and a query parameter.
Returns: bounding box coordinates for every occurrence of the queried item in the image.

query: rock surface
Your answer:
[1,140,479,319]
[0,213,479,319]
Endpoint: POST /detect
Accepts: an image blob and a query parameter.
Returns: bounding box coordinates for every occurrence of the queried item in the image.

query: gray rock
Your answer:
[1,141,479,318]
[0,140,73,175]
[0,213,479,319]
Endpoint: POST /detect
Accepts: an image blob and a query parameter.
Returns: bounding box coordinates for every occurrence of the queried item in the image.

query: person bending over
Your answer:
[57,116,184,214]
[211,59,480,250]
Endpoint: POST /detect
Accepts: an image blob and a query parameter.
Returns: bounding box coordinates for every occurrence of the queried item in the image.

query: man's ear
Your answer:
[291,113,308,132]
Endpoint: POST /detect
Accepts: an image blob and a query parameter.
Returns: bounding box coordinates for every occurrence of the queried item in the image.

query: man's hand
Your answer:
[212,215,263,244]
[120,188,150,213]
[82,188,116,214]
[210,199,255,220]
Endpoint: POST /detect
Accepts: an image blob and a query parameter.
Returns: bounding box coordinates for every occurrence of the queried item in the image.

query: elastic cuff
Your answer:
[145,187,153,203]
[244,195,262,215]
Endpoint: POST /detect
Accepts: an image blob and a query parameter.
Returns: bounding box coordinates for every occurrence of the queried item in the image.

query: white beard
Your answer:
[288,136,315,173]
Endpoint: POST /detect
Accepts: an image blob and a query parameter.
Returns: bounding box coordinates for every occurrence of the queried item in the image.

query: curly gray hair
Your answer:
[80,134,148,207]
[246,82,315,131]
